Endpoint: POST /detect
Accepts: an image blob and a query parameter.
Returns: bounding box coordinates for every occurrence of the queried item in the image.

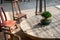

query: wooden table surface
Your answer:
[20,14,60,38]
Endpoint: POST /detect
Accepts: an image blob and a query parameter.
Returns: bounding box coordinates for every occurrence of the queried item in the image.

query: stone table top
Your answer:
[20,14,60,38]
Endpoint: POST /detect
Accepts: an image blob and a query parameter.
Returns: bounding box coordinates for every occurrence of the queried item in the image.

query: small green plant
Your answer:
[41,11,52,18]
[41,11,52,25]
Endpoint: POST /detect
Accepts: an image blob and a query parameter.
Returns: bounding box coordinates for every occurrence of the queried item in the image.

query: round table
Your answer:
[20,15,60,40]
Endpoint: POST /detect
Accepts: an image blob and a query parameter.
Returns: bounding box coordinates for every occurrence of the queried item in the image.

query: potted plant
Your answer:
[41,11,52,25]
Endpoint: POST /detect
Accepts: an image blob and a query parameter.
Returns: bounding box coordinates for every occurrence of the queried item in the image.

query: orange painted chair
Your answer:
[11,0,27,23]
[0,6,18,33]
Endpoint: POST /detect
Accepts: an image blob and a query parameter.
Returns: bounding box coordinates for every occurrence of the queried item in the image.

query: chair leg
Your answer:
[4,32,7,40]
[9,27,12,33]
[4,33,11,40]
[25,15,27,18]
[15,24,18,29]
[35,0,38,15]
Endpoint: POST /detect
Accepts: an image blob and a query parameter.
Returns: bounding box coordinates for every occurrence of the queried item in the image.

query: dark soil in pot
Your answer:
[41,19,51,26]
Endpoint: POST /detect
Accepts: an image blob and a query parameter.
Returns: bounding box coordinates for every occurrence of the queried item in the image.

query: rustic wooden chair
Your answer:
[0,6,18,33]
[11,0,27,23]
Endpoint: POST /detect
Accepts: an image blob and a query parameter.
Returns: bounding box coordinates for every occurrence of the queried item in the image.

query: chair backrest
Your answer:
[0,6,7,23]
[11,0,21,15]
[11,0,21,20]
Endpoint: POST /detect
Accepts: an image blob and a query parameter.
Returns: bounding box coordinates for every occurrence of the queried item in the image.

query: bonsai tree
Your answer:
[41,11,52,25]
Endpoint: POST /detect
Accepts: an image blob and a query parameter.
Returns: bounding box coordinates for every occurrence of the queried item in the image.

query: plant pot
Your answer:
[41,19,51,25]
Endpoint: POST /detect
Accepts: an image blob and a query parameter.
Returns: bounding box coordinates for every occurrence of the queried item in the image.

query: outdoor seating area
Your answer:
[0,0,60,40]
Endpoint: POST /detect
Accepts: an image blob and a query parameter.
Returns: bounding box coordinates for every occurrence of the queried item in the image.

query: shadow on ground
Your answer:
[15,29,33,40]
